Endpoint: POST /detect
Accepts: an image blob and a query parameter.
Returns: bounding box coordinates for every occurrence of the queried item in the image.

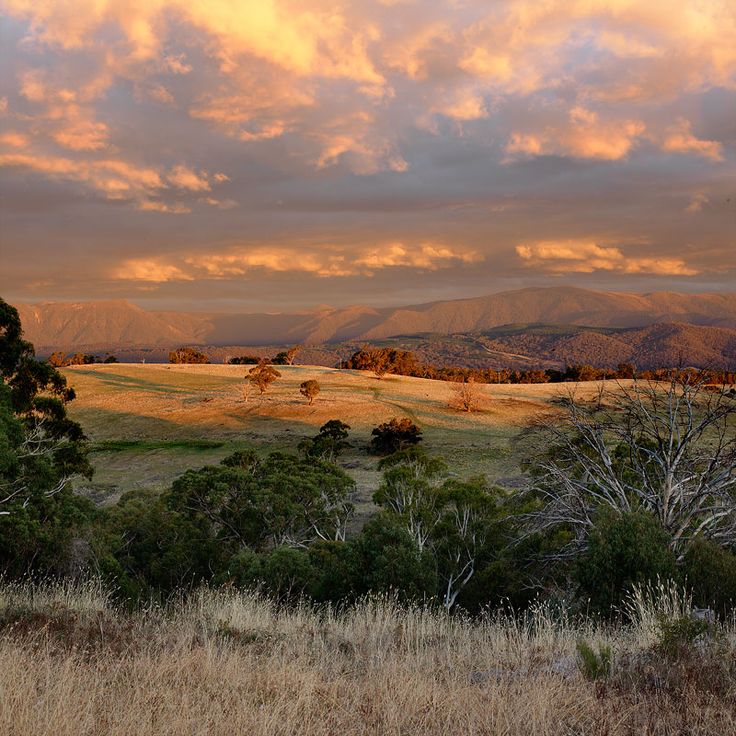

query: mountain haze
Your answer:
[13,287,736,353]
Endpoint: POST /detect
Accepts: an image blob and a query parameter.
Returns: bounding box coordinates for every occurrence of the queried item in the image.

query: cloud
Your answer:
[111,258,193,282]
[662,118,724,161]
[685,192,709,213]
[516,240,699,276]
[110,241,481,283]
[506,107,646,161]
[354,242,481,271]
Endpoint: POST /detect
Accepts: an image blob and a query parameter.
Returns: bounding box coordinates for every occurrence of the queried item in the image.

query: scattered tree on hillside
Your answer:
[248,360,281,395]
[286,345,302,365]
[371,417,423,455]
[448,377,482,412]
[103,355,118,364]
[525,373,736,560]
[299,420,351,461]
[299,379,320,405]
[169,347,209,364]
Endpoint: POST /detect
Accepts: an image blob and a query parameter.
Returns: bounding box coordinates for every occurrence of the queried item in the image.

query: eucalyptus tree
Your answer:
[525,373,736,560]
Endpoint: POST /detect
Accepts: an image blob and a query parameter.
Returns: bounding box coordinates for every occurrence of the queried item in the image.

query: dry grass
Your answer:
[1,580,735,735]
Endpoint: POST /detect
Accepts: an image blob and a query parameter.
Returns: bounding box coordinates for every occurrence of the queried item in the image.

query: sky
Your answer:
[0,0,734,312]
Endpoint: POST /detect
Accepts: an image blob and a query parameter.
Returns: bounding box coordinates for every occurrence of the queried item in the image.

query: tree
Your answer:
[169,347,209,364]
[574,509,677,615]
[525,374,736,561]
[0,298,94,575]
[248,360,281,394]
[373,449,448,552]
[0,298,92,513]
[370,417,423,455]
[286,345,302,365]
[448,377,482,412]
[300,379,320,405]
[167,451,355,551]
[299,420,351,461]
[229,355,261,365]
[434,478,500,610]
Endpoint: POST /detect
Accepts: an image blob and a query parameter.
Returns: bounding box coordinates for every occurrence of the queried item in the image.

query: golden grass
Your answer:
[1,580,734,735]
[62,364,610,505]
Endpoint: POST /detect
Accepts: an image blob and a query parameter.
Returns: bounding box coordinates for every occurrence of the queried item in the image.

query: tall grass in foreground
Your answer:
[0,580,734,735]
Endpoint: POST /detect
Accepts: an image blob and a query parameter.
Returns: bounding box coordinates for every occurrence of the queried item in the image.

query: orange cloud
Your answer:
[109,241,481,282]
[662,118,724,161]
[517,240,699,276]
[506,107,646,161]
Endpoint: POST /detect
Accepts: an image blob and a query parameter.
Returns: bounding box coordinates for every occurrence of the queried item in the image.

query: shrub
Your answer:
[683,539,736,616]
[299,420,351,461]
[371,417,422,455]
[575,510,676,616]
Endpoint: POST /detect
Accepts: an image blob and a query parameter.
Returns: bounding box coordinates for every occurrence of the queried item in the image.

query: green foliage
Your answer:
[224,547,317,600]
[167,451,355,553]
[93,489,217,602]
[655,614,711,660]
[0,298,93,576]
[576,641,612,681]
[168,347,209,364]
[683,539,736,616]
[575,510,677,615]
[299,420,351,461]
[370,417,422,455]
[350,515,437,600]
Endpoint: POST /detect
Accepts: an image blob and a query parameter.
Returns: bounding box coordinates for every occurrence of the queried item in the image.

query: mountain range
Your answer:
[14,287,736,347]
[11,287,736,368]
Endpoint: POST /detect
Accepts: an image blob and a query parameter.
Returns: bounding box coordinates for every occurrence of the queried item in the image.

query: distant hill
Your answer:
[12,287,736,368]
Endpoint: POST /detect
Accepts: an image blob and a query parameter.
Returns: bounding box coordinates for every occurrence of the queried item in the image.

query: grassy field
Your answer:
[63,364,608,511]
[1,579,734,735]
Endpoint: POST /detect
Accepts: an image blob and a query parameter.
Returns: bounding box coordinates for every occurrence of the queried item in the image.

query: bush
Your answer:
[169,347,209,364]
[349,515,437,600]
[371,417,422,455]
[575,510,677,616]
[299,420,351,461]
[683,539,736,616]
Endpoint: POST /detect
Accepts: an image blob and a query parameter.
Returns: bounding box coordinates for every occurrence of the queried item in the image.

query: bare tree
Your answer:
[525,373,736,560]
[448,378,482,412]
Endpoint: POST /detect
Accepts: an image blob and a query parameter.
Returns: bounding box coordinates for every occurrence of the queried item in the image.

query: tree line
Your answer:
[341,347,736,385]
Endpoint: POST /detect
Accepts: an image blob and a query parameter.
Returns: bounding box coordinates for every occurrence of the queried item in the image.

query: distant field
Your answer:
[63,364,609,515]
